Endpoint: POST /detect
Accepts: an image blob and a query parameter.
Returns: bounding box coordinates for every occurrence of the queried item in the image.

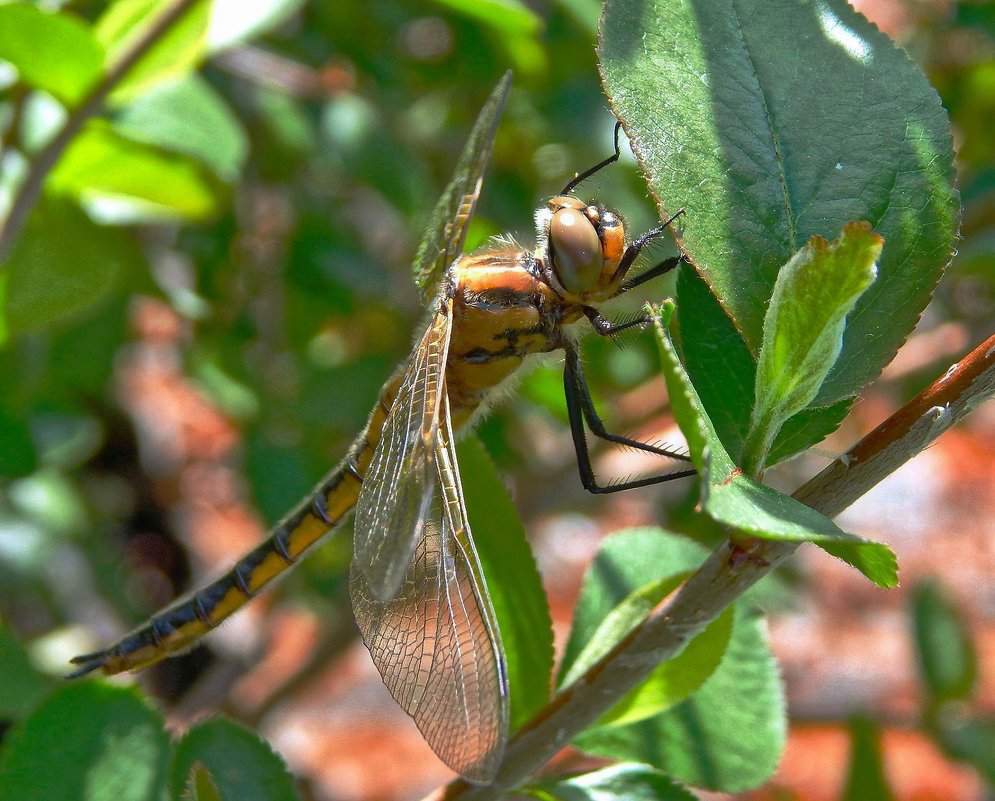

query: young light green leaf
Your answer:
[0,683,171,801]
[560,574,686,688]
[48,120,223,222]
[600,0,959,405]
[652,303,898,588]
[525,763,699,801]
[458,436,554,729]
[743,223,880,475]
[95,0,211,106]
[0,4,104,106]
[842,717,896,801]
[575,607,785,793]
[169,718,301,801]
[912,580,977,705]
[597,605,734,729]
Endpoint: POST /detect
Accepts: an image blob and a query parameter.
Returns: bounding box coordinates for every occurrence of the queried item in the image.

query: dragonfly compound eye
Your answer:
[549,207,603,295]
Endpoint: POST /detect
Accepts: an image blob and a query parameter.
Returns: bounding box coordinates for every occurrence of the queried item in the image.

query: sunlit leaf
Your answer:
[559,529,732,727]
[95,0,210,106]
[744,223,880,472]
[602,0,958,409]
[653,303,898,588]
[48,120,223,222]
[0,3,104,105]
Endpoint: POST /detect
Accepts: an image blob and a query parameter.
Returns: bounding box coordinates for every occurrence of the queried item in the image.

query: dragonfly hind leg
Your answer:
[563,344,694,494]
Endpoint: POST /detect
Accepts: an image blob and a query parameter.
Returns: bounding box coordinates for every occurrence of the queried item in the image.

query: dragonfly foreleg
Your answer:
[620,254,685,293]
[610,209,685,284]
[563,344,694,494]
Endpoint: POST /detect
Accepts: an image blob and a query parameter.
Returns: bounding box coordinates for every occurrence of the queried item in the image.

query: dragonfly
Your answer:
[70,72,694,783]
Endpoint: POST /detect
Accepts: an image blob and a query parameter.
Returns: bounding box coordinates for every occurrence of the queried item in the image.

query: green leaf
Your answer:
[95,0,211,106]
[181,764,223,801]
[674,264,754,462]
[677,265,857,466]
[0,3,104,106]
[429,0,542,36]
[933,715,995,785]
[113,75,248,179]
[744,223,880,474]
[458,436,554,729]
[598,600,734,729]
[575,606,785,793]
[653,303,898,588]
[48,120,224,222]
[911,581,977,704]
[0,628,51,718]
[842,717,896,801]
[0,683,171,801]
[526,763,699,801]
[169,718,301,801]
[558,529,733,728]
[0,407,38,478]
[1,198,135,336]
[559,528,709,683]
[561,574,685,688]
[600,0,959,403]
[766,398,854,466]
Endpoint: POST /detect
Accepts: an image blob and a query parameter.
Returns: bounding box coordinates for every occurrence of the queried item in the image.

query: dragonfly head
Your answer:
[538,195,627,304]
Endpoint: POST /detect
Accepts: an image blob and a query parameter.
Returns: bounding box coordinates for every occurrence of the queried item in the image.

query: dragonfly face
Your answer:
[540,195,629,303]
[70,73,693,786]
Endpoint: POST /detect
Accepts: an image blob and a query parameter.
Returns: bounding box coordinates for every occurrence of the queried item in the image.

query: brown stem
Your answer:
[0,0,203,265]
[426,331,995,801]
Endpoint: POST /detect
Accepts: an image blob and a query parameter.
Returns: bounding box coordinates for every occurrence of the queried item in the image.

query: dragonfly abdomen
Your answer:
[69,435,381,677]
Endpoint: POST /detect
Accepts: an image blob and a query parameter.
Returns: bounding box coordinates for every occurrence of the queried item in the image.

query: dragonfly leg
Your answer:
[611,210,685,284]
[560,121,624,195]
[563,344,694,494]
[621,254,685,293]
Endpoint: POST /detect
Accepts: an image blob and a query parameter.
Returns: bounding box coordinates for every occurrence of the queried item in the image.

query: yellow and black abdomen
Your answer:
[446,254,562,415]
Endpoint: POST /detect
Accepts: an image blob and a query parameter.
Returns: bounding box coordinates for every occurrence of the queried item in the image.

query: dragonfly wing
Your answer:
[354,299,453,602]
[411,71,512,302]
[351,389,508,784]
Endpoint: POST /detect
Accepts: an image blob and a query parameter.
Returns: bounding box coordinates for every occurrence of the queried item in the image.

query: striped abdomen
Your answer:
[69,372,405,676]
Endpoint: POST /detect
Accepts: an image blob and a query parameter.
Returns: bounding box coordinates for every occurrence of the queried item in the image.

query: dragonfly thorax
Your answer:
[537,195,627,304]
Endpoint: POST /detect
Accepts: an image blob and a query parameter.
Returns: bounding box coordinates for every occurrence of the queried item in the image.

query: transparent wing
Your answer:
[351,389,509,784]
[411,71,512,302]
[354,299,453,601]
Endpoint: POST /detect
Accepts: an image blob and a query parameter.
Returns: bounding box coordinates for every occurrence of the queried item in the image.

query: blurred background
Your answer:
[0,1,993,799]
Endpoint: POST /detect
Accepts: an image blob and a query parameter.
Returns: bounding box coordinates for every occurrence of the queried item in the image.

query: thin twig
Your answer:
[426,332,995,801]
[0,0,203,265]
